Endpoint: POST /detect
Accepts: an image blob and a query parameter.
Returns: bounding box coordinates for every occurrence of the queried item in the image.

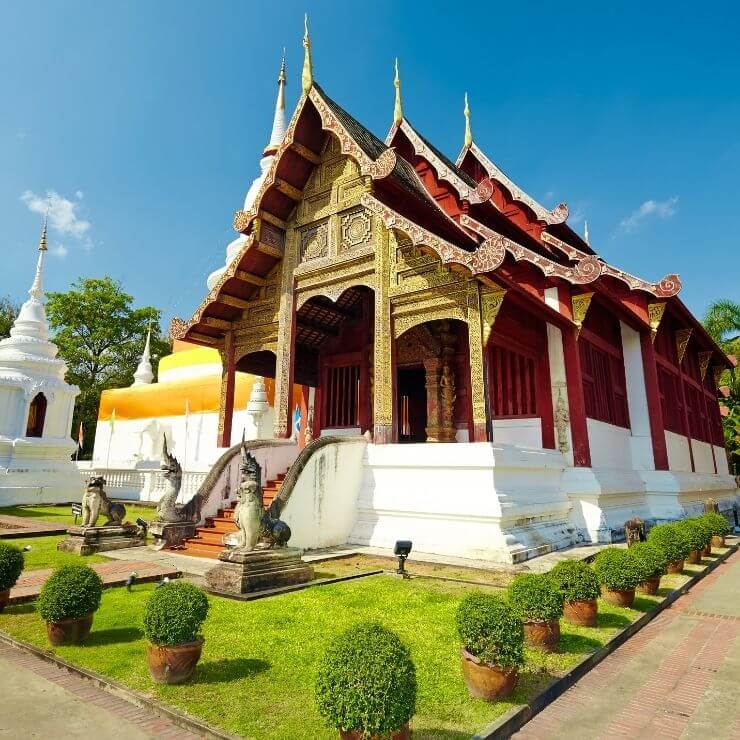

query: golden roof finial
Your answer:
[464,92,473,149]
[38,196,50,252]
[301,13,313,94]
[393,58,403,127]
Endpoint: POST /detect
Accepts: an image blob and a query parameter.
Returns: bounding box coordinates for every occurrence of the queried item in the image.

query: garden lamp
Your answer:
[394,540,412,578]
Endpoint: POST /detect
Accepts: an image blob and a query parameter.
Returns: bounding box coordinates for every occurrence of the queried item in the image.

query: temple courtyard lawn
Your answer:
[0,503,158,527]
[0,567,705,739]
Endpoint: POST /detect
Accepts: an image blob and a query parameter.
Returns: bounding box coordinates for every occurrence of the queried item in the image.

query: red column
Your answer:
[639,332,669,470]
[562,327,591,467]
[218,333,236,448]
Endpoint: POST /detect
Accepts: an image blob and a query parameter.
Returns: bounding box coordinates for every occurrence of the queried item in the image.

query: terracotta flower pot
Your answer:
[600,586,636,608]
[523,619,560,652]
[686,550,701,565]
[667,560,684,574]
[0,589,10,613]
[563,599,598,627]
[711,535,725,548]
[460,647,518,701]
[147,638,204,684]
[637,576,660,595]
[701,544,712,557]
[46,613,94,646]
[340,723,410,740]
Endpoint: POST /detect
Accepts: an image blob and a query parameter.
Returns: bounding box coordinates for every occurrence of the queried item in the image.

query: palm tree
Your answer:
[703,299,740,473]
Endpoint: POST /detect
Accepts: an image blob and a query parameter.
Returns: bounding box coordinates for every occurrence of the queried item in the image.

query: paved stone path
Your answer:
[9,561,181,604]
[0,640,204,738]
[514,550,740,739]
[0,514,67,538]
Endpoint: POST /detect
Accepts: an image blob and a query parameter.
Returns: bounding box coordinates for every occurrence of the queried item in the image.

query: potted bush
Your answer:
[0,543,24,612]
[592,548,643,607]
[701,512,731,549]
[508,573,563,652]
[677,519,709,564]
[144,581,209,684]
[648,523,692,573]
[315,622,416,739]
[37,564,103,645]
[455,592,524,701]
[630,541,668,595]
[549,560,600,627]
[695,517,715,556]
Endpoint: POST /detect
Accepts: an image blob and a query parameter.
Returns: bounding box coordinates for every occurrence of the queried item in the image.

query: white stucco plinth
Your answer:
[348,443,574,564]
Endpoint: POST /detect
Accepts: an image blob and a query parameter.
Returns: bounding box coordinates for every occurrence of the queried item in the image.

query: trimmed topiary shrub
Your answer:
[549,560,600,602]
[700,512,731,537]
[37,564,103,622]
[144,582,209,646]
[629,541,668,580]
[508,573,564,622]
[0,543,24,592]
[676,518,710,552]
[315,622,416,737]
[648,523,692,563]
[456,592,524,667]
[592,548,643,591]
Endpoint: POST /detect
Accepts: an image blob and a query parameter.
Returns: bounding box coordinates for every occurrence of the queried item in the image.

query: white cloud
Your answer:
[50,243,69,258]
[21,189,91,240]
[619,197,678,233]
[75,190,84,200]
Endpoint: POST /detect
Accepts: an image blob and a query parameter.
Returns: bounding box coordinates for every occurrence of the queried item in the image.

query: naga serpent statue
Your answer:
[155,436,200,523]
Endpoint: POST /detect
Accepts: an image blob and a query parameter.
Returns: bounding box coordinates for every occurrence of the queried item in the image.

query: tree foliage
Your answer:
[0,296,19,339]
[702,299,740,471]
[45,277,171,457]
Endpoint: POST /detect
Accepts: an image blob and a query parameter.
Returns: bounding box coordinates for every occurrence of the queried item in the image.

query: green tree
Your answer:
[46,277,171,458]
[703,299,740,471]
[0,297,19,339]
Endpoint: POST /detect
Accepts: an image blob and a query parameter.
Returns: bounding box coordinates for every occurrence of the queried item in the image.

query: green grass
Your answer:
[0,568,693,739]
[1,536,109,571]
[0,503,158,526]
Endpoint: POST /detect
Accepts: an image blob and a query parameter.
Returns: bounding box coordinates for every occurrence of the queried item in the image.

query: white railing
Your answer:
[76,465,208,504]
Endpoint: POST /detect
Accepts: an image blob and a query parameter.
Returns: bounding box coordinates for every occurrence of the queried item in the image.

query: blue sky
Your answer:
[1,1,738,329]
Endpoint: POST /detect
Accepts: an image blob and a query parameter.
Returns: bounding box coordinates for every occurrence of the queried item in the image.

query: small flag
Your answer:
[110,408,116,432]
[293,404,302,434]
[77,422,84,450]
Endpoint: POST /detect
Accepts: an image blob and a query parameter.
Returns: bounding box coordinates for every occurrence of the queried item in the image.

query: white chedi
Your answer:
[207,56,288,290]
[0,219,81,505]
[132,330,154,386]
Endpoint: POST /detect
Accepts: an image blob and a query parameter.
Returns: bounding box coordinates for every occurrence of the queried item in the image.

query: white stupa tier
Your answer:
[0,219,81,505]
[207,56,288,290]
[132,330,154,386]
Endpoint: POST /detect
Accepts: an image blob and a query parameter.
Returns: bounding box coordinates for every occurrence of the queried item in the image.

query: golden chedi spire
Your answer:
[38,207,49,252]
[464,92,473,149]
[393,58,403,126]
[302,14,313,94]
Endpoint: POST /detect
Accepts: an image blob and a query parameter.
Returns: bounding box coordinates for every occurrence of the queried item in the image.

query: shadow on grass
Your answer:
[558,633,602,655]
[193,657,270,684]
[0,506,60,520]
[595,611,631,629]
[86,627,144,646]
[632,597,658,613]
[4,603,37,615]
[411,728,473,739]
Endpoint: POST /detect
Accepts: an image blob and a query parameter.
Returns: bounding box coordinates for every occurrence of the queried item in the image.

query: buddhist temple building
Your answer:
[99,22,738,561]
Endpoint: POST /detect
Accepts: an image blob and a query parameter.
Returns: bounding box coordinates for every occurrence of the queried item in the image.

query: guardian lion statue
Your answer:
[224,439,292,550]
[81,476,126,527]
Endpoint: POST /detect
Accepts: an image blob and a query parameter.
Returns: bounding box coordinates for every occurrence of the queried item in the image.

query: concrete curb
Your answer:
[0,630,238,740]
[473,543,738,739]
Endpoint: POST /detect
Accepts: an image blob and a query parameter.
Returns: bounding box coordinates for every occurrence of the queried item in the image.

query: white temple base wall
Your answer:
[346,443,575,564]
[491,418,542,448]
[565,465,739,542]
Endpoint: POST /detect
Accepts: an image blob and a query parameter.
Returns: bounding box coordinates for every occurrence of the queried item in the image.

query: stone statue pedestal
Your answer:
[149,521,197,550]
[205,547,313,596]
[57,525,146,556]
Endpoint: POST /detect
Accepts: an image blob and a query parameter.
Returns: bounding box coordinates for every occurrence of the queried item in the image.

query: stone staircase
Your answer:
[178,473,286,559]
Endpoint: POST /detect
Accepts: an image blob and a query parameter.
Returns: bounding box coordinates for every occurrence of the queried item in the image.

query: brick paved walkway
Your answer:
[9,561,181,605]
[0,639,204,738]
[514,550,740,739]
[0,514,67,538]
